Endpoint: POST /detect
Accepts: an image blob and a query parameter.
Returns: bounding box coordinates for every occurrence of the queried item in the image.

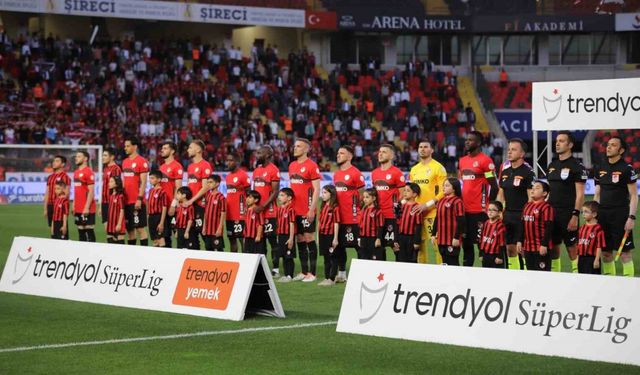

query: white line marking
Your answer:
[0,321,337,354]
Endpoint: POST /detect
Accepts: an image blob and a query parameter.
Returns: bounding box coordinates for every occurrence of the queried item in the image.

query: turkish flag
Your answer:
[306,11,337,30]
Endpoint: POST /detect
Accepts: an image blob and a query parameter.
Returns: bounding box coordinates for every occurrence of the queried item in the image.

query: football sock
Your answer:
[140,239,148,246]
[128,239,137,245]
[117,240,125,244]
[570,258,578,273]
[508,256,520,270]
[297,241,308,274]
[307,241,318,276]
[622,261,635,277]
[86,229,96,242]
[602,261,615,276]
[551,258,561,272]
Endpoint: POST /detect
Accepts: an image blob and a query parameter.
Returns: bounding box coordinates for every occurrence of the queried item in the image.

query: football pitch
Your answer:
[0,205,639,374]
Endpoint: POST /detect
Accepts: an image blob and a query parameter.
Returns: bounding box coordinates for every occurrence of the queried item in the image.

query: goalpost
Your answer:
[0,144,103,205]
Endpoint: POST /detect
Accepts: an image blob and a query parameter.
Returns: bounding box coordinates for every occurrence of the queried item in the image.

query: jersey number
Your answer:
[195,219,203,228]
[345,233,354,242]
[234,224,243,233]
[302,219,311,228]
[265,223,273,232]
[384,232,394,241]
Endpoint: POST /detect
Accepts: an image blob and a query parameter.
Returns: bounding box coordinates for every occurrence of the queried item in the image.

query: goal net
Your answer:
[0,145,103,205]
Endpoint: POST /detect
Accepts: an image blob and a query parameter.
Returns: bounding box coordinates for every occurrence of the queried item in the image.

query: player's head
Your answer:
[582,200,599,221]
[149,170,162,186]
[293,138,311,159]
[488,200,503,220]
[75,150,89,167]
[176,186,192,202]
[378,144,396,164]
[278,187,294,205]
[362,187,379,208]
[109,175,124,195]
[465,131,484,153]
[52,155,67,170]
[418,139,434,160]
[443,177,462,198]
[507,138,527,162]
[321,184,338,207]
[124,136,141,156]
[188,140,205,158]
[606,135,627,159]
[531,180,550,201]
[206,174,221,190]
[102,148,117,165]
[160,141,177,159]
[336,145,354,167]
[54,180,67,196]
[403,183,421,200]
[225,152,241,171]
[256,145,273,165]
[555,131,575,155]
[246,190,261,207]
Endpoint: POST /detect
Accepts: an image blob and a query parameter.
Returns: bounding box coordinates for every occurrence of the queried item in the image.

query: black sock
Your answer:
[140,239,148,246]
[297,241,308,274]
[128,239,137,245]
[117,240,125,244]
[107,237,115,243]
[269,237,279,268]
[86,229,96,242]
[78,229,87,242]
[307,241,318,276]
[284,258,294,277]
[324,255,332,279]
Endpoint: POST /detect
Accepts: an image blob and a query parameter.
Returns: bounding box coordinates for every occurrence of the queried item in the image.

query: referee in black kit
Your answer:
[546,131,587,273]
[497,138,534,270]
[594,136,638,277]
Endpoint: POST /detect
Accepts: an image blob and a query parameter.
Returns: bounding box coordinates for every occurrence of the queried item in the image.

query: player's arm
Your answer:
[189,184,209,206]
[625,181,638,232]
[540,209,553,256]
[593,185,601,203]
[136,172,148,209]
[83,183,94,215]
[217,202,226,237]
[594,246,602,269]
[259,180,280,213]
[159,205,167,232]
[454,213,465,247]
[185,217,193,238]
[568,182,585,231]
[43,184,49,217]
[488,176,498,201]
[256,220,263,242]
[307,178,320,219]
[116,206,125,233]
[496,187,505,205]
[332,222,340,248]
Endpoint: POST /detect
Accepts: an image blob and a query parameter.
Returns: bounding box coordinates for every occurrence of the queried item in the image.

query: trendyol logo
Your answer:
[542,88,562,123]
[359,273,388,324]
[12,246,34,284]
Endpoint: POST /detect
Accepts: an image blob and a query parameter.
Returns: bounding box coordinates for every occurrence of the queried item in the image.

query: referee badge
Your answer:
[612,173,620,183]
[513,177,521,186]
[560,168,570,180]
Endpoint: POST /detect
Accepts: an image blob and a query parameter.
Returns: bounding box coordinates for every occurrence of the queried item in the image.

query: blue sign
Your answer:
[495,110,587,141]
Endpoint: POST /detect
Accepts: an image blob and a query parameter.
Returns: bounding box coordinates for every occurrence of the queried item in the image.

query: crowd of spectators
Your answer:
[0,31,483,173]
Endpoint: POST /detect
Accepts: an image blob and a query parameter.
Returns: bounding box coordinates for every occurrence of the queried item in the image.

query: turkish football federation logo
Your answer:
[359,273,388,324]
[542,89,562,123]
[12,246,34,285]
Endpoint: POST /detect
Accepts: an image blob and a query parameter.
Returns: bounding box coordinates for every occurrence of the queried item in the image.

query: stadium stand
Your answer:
[592,130,640,171]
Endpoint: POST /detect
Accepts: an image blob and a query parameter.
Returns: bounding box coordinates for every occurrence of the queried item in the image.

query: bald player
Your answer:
[253,145,281,276]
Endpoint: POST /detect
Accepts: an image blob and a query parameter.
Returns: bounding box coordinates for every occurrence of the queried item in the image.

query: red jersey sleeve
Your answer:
[63,173,71,186]
[596,227,606,249]
[136,158,150,174]
[497,223,506,246]
[62,199,69,216]
[395,169,406,188]
[187,206,194,221]
[481,155,496,177]
[454,198,464,216]
[308,162,321,181]
[85,170,95,186]
[334,206,341,223]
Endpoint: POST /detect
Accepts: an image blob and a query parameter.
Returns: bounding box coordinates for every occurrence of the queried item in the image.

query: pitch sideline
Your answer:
[0,321,338,354]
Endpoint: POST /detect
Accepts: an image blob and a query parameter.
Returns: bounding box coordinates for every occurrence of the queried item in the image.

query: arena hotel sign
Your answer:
[338,12,468,32]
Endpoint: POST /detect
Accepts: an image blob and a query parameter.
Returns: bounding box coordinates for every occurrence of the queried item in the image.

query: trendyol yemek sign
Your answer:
[532,77,640,131]
[337,260,640,366]
[0,237,285,321]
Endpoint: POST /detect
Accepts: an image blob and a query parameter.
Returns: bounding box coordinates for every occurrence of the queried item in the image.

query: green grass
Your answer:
[1,204,639,374]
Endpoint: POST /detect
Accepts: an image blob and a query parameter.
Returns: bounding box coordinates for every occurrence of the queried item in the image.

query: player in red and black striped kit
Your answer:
[359,188,384,260]
[479,201,506,268]
[51,180,69,240]
[395,183,423,263]
[243,190,265,254]
[106,175,126,244]
[100,148,122,230]
[577,201,605,274]
[171,187,195,249]
[147,170,169,247]
[276,188,297,281]
[44,155,70,229]
[431,178,465,266]
[185,140,214,250]
[518,180,555,271]
[253,146,281,274]
[159,141,183,248]
[318,185,340,285]
[202,175,226,251]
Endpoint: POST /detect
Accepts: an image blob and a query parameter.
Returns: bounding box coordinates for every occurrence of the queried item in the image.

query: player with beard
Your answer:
[122,137,149,246]
[333,145,365,281]
[225,153,251,253]
[253,146,281,276]
[409,140,447,264]
[99,149,121,234]
[371,144,406,260]
[546,131,587,273]
[289,138,321,282]
[185,140,213,250]
[44,155,70,230]
[458,131,498,266]
[159,141,183,248]
[73,151,96,242]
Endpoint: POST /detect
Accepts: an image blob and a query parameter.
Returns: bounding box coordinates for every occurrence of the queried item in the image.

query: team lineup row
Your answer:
[42,130,638,283]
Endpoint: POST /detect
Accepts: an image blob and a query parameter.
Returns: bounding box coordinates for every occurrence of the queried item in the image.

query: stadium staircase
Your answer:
[456,76,490,134]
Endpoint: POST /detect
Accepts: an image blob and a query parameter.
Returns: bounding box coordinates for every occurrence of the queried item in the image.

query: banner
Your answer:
[473,15,614,33]
[615,13,640,31]
[0,0,305,28]
[494,110,587,141]
[337,12,469,32]
[337,260,640,366]
[532,77,640,131]
[306,11,337,30]
[0,237,284,321]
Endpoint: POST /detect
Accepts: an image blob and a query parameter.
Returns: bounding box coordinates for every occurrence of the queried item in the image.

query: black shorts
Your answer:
[204,235,224,251]
[148,214,163,240]
[194,205,205,233]
[47,203,54,227]
[51,220,68,240]
[358,236,384,260]
[177,228,198,249]
[599,207,634,253]
[74,213,96,226]
[295,216,316,234]
[464,212,488,244]
[338,224,359,248]
[226,220,245,238]
[124,204,147,230]
[101,203,109,223]
[503,210,523,245]
[164,214,174,239]
[244,238,265,254]
[263,218,277,238]
[438,244,461,264]
[319,233,336,257]
[482,253,505,268]
[381,218,398,247]
[524,251,551,271]
[278,234,296,258]
[578,255,601,275]
[552,208,578,247]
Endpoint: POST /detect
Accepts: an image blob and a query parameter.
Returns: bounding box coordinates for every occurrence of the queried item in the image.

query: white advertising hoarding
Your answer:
[337,260,640,366]
[532,77,640,131]
[615,13,640,31]
[0,237,285,321]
